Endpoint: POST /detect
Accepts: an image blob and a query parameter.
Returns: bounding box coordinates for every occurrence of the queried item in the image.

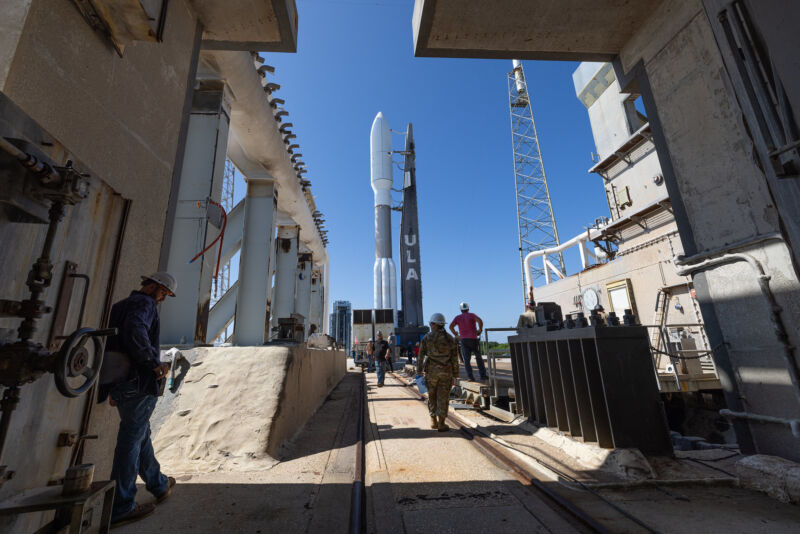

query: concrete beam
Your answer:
[192,0,298,52]
[412,0,662,60]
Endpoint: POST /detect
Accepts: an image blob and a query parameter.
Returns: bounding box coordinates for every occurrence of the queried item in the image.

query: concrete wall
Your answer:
[0,1,199,530]
[3,0,198,294]
[269,345,347,456]
[149,345,347,473]
[618,0,800,459]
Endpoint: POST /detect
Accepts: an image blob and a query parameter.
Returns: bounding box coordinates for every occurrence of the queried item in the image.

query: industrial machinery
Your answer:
[509,303,672,455]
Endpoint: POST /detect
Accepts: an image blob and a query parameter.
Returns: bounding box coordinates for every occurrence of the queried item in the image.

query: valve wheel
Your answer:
[55,327,104,398]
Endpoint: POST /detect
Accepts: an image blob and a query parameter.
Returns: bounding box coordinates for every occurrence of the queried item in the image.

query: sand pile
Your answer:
[152,346,293,473]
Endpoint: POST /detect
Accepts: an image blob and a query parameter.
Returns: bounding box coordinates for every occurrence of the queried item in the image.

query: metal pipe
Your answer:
[720,409,800,439]
[675,247,800,420]
[675,232,782,265]
[18,202,64,342]
[0,136,61,183]
[524,228,602,291]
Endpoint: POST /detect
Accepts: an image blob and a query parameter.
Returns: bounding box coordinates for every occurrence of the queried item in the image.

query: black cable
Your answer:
[680,457,737,478]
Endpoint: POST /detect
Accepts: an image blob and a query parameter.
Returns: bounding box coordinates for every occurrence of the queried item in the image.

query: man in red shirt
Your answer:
[448,302,487,381]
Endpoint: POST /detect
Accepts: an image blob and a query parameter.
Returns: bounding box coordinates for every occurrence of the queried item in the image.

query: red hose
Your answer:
[189,199,227,283]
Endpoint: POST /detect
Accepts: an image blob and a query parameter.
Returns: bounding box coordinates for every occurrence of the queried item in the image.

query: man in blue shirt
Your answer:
[102,272,177,527]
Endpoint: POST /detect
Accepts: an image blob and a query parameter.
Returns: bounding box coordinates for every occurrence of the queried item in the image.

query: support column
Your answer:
[309,267,323,336]
[294,247,313,338]
[233,176,277,346]
[271,225,299,337]
[161,81,230,345]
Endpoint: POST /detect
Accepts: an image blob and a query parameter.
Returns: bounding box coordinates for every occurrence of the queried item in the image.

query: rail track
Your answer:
[384,370,663,534]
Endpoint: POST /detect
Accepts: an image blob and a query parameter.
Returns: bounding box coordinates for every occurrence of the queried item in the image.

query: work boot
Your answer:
[155,476,176,504]
[430,416,438,429]
[111,503,155,528]
[437,416,450,432]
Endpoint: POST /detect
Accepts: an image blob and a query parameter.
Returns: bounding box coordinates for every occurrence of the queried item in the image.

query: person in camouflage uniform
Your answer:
[417,312,459,432]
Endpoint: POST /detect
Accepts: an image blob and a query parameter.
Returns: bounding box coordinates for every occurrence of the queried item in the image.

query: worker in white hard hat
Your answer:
[449,301,487,381]
[417,313,459,431]
[99,272,177,527]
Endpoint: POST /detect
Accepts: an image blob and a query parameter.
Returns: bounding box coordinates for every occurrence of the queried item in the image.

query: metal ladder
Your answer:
[650,289,669,368]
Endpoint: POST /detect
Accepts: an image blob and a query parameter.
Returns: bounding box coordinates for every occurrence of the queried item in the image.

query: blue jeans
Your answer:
[460,338,487,379]
[110,390,168,519]
[376,359,386,384]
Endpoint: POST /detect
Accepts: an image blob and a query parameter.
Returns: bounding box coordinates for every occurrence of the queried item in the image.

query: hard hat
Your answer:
[429,313,446,325]
[377,331,383,336]
[141,272,177,296]
[368,338,373,342]
[459,301,469,311]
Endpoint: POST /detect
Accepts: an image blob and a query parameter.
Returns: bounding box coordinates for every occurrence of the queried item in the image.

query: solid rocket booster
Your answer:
[370,112,397,313]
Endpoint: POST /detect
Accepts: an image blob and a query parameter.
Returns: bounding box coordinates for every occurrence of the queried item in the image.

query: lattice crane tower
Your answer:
[508,59,564,299]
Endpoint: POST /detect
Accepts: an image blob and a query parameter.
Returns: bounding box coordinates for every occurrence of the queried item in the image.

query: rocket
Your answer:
[370,112,397,314]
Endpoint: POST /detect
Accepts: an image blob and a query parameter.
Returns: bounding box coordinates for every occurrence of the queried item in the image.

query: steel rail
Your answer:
[389,370,661,534]
[348,370,366,534]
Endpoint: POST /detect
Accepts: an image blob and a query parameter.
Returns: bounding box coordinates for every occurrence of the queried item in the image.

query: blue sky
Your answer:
[246,0,608,341]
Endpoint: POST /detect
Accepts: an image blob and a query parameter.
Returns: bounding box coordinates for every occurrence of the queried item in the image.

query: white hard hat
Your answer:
[429,313,446,325]
[368,338,373,342]
[141,272,177,296]
[459,301,469,311]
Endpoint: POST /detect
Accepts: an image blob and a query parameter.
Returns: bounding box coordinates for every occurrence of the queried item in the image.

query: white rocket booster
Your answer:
[370,112,397,314]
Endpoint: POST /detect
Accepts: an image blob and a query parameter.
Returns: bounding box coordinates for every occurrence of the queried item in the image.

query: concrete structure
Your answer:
[329,300,353,353]
[532,61,718,395]
[151,345,346,465]
[413,0,800,462]
[0,1,335,531]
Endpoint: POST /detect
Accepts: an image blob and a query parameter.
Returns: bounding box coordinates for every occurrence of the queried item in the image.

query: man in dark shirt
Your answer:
[374,331,390,387]
[103,272,177,527]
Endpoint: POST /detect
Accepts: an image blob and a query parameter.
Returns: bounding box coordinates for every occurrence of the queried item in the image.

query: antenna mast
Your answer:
[508,60,564,299]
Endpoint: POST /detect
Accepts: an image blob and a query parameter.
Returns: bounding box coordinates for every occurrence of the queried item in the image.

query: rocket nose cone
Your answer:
[371,112,386,132]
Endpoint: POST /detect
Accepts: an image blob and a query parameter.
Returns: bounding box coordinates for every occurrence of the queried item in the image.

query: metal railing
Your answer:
[643,322,716,391]
[483,327,517,399]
